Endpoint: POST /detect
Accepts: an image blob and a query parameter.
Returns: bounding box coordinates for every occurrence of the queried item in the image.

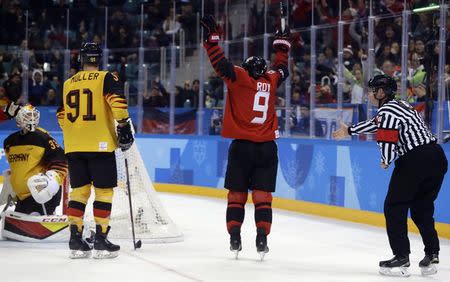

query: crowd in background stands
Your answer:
[0,0,208,107]
[283,0,450,107]
[0,0,449,113]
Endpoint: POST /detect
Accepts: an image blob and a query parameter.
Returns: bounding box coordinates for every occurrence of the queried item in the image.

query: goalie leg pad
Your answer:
[226,191,248,233]
[1,211,69,242]
[252,190,273,235]
[93,187,113,233]
[68,184,91,232]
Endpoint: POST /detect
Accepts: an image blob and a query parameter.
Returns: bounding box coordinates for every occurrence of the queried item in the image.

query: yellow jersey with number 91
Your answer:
[58,70,129,153]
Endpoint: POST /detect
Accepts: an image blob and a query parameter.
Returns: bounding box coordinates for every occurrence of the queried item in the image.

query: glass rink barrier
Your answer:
[0,0,447,141]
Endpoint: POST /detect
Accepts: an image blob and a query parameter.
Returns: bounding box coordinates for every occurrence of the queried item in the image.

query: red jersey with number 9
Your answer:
[222,67,281,142]
[203,41,288,142]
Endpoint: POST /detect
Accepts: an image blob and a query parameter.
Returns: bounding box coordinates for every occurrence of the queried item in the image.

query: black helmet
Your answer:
[368,74,397,99]
[79,42,102,66]
[242,56,267,79]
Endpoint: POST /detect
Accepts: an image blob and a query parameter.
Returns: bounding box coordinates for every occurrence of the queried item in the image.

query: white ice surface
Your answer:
[1,193,450,282]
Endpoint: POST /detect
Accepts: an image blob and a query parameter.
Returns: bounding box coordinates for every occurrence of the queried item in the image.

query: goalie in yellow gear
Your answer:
[1,105,68,216]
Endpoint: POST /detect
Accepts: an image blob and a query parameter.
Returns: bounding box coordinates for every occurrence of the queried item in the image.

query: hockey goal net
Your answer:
[63,143,183,243]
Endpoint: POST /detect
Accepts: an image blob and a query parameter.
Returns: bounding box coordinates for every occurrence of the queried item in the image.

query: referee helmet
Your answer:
[368,74,397,101]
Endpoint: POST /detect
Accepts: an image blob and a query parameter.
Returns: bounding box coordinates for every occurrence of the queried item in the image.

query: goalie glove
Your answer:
[200,14,221,44]
[273,27,291,53]
[5,101,21,119]
[27,170,60,204]
[117,119,134,151]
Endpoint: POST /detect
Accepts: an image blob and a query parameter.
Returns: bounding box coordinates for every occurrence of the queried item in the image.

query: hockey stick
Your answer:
[280,1,285,33]
[124,157,142,250]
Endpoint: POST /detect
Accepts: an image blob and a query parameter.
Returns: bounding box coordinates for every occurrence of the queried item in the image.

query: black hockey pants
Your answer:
[384,142,447,256]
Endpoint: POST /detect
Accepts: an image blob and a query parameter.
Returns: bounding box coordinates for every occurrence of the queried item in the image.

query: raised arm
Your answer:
[270,27,291,86]
[201,15,237,83]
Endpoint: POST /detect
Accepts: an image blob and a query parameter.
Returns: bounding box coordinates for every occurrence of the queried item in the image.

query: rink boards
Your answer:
[0,132,449,237]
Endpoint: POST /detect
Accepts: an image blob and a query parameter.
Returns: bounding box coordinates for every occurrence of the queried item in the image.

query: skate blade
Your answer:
[69,250,92,259]
[379,266,410,277]
[420,265,437,276]
[93,250,119,259]
[230,245,242,260]
[258,252,266,261]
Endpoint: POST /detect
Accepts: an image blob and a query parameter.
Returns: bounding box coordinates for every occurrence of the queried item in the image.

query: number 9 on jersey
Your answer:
[251,91,270,124]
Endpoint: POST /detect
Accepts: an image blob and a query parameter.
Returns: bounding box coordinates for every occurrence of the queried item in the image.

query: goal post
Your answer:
[63,143,183,243]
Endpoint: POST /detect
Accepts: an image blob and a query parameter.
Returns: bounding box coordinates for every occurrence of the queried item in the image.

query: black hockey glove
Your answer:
[273,26,291,53]
[117,120,134,152]
[5,101,21,119]
[200,14,220,44]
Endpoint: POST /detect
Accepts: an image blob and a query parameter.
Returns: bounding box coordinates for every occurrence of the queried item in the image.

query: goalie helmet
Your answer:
[15,104,40,132]
[79,42,102,66]
[242,56,267,79]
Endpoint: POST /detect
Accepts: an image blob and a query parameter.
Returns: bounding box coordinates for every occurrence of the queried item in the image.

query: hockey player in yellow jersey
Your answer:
[58,42,134,259]
[1,105,68,215]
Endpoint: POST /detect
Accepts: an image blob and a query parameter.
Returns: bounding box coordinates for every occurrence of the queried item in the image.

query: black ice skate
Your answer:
[69,225,93,259]
[256,228,269,261]
[379,255,410,277]
[419,254,439,276]
[229,227,242,259]
[93,225,120,259]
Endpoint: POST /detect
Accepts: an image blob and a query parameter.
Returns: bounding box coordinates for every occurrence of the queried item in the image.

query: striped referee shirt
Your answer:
[348,99,436,165]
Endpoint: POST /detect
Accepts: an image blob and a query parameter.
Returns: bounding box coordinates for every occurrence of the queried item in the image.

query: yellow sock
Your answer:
[93,187,114,233]
[67,184,91,232]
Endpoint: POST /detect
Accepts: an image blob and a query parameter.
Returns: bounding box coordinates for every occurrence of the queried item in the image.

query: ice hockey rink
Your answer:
[1,193,450,282]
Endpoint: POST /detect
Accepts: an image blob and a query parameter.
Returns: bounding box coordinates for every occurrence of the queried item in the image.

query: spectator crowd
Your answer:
[0,0,449,128]
[0,0,206,107]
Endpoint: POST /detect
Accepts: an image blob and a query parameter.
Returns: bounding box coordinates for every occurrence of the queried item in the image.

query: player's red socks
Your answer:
[252,190,273,235]
[226,191,248,233]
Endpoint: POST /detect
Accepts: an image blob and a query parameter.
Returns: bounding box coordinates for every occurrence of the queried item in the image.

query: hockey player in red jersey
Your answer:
[201,14,290,259]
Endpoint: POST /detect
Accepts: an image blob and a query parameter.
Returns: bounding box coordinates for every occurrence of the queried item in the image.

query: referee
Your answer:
[333,74,448,276]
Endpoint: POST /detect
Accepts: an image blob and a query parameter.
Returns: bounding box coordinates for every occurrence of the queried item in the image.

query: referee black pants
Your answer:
[385,143,447,256]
